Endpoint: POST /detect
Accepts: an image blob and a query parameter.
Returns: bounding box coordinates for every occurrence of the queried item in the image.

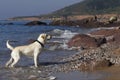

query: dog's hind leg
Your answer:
[10,50,20,67]
[10,52,20,67]
[10,57,20,67]
[5,58,13,67]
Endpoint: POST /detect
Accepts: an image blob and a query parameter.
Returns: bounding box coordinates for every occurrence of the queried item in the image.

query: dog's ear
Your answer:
[41,35,45,40]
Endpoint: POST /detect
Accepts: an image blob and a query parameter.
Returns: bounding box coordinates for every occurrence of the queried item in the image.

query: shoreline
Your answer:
[1,17,120,79]
[8,14,119,21]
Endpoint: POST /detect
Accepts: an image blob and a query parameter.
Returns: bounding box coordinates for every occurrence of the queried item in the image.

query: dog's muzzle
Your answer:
[47,35,52,40]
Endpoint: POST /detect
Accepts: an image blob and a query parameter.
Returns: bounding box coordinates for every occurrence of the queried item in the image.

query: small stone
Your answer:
[28,75,37,80]
[49,76,56,80]
[38,70,41,73]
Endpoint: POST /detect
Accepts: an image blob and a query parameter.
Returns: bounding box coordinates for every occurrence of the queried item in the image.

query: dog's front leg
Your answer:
[34,55,38,67]
[34,50,39,68]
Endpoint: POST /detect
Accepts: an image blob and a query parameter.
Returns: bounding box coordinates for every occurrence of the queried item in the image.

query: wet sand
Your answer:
[99,65,120,80]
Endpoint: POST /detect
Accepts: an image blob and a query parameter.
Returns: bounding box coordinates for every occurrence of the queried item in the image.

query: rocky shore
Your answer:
[64,27,120,71]
[49,14,120,28]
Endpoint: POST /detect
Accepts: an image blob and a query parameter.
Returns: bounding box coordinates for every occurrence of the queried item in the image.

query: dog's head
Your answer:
[37,33,52,42]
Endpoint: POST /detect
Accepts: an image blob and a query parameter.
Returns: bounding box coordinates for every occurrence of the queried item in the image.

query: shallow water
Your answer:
[0,20,110,80]
[53,71,108,80]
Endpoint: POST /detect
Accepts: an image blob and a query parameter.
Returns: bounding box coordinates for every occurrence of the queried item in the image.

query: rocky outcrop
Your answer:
[62,41,120,71]
[64,28,120,71]
[25,21,47,26]
[49,17,103,27]
[90,27,120,44]
[49,20,76,26]
[67,34,106,49]
[49,16,120,28]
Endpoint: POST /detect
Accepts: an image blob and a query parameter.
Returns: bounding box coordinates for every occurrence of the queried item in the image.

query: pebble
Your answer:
[28,75,37,80]
[48,76,56,80]
[38,70,42,73]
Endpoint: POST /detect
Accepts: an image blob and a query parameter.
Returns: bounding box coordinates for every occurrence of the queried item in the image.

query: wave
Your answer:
[47,29,78,50]
[50,29,78,39]
[47,27,116,51]
[90,27,118,32]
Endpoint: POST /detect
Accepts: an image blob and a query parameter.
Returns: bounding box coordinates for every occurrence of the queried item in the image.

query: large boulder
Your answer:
[25,21,47,26]
[67,34,106,49]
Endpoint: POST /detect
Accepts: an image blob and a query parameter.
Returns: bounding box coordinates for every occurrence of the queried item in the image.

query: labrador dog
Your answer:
[6,33,51,68]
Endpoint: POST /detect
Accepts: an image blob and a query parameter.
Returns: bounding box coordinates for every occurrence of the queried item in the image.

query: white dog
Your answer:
[6,33,51,68]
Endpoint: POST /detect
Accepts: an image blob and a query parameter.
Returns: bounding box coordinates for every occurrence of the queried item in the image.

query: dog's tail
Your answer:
[6,40,14,50]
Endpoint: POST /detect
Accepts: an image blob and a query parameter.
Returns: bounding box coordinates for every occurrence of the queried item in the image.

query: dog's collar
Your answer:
[35,40,44,48]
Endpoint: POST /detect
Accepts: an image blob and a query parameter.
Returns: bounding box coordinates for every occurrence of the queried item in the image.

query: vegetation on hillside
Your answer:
[47,0,120,17]
[10,0,120,20]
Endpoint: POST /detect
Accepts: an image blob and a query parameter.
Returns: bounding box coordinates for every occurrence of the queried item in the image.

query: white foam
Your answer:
[52,29,64,34]
[48,45,58,51]
[50,29,77,39]
[49,29,78,50]
[91,27,117,32]
[58,40,69,50]
[60,30,77,39]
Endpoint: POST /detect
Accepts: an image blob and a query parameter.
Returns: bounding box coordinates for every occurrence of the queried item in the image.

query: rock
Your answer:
[105,36,115,42]
[28,75,37,80]
[48,76,56,80]
[67,34,106,49]
[91,59,112,70]
[49,20,76,26]
[113,48,120,56]
[49,15,120,28]
[80,16,97,24]
[37,70,41,73]
[115,26,120,30]
[49,16,106,28]
[4,23,14,25]
[25,21,47,26]
[50,19,102,28]
[95,37,107,46]
[90,29,120,37]
[76,59,111,71]
[108,16,117,24]
[90,28,120,44]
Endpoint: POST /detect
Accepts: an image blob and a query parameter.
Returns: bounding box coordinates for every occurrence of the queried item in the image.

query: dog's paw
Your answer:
[9,65,15,68]
[30,66,38,69]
